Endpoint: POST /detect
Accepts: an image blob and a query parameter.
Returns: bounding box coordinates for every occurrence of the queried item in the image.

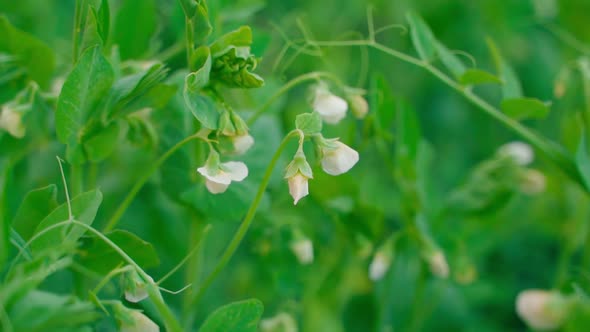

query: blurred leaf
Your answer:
[11,184,58,241]
[95,0,110,45]
[458,69,502,85]
[487,39,523,99]
[406,12,437,62]
[0,16,56,86]
[193,2,213,44]
[296,112,322,135]
[576,133,590,191]
[31,190,103,254]
[56,46,114,162]
[113,0,156,59]
[84,121,123,162]
[8,290,98,331]
[0,161,8,266]
[436,42,466,78]
[77,229,159,274]
[370,74,396,137]
[501,98,550,120]
[199,299,263,332]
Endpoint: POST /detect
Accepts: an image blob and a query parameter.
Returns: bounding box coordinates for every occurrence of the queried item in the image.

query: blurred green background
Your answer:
[2,0,590,331]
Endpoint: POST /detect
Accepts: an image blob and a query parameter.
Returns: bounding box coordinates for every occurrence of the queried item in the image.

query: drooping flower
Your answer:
[320,140,359,176]
[124,271,153,303]
[498,141,534,166]
[120,310,160,332]
[369,251,391,281]
[0,105,25,138]
[284,149,313,205]
[516,289,570,331]
[197,150,248,194]
[290,237,314,265]
[231,134,255,155]
[260,312,298,332]
[349,94,369,119]
[312,86,348,124]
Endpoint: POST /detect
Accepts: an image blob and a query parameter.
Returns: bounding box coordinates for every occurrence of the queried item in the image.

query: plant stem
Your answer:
[247,71,344,125]
[185,17,195,66]
[103,134,202,232]
[189,130,301,307]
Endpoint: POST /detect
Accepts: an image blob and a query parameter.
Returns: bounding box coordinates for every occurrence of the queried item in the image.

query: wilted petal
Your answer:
[0,106,25,138]
[197,166,232,185]
[288,173,309,205]
[321,141,359,176]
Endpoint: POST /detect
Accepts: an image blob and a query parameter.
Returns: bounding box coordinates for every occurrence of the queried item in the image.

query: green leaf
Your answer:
[210,26,253,57]
[436,42,466,78]
[94,0,110,45]
[501,98,550,120]
[199,299,264,332]
[77,230,159,274]
[0,16,56,86]
[183,79,219,129]
[193,2,213,44]
[113,0,156,59]
[406,12,437,62]
[56,46,114,146]
[487,39,522,99]
[11,185,58,241]
[576,133,590,192]
[296,112,322,135]
[31,190,103,254]
[84,121,122,162]
[188,46,212,88]
[0,160,9,266]
[370,74,396,138]
[458,69,502,86]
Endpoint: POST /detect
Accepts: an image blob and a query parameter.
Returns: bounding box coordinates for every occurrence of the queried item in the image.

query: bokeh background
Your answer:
[2,0,590,331]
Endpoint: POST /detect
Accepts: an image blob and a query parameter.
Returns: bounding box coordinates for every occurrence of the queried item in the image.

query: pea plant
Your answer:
[1,0,590,331]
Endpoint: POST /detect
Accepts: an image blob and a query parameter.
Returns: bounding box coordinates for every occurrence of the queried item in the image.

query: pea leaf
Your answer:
[458,69,502,86]
[31,190,103,254]
[0,16,56,86]
[406,12,437,62]
[210,26,253,57]
[183,78,219,129]
[296,112,322,135]
[113,0,156,59]
[436,42,466,78]
[501,98,550,120]
[187,46,212,88]
[93,0,110,45]
[11,185,58,241]
[576,133,590,192]
[487,39,523,99]
[84,121,123,162]
[199,299,264,332]
[56,46,114,146]
[77,230,159,274]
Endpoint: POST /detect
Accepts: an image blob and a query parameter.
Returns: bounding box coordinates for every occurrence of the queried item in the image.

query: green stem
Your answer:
[189,130,302,307]
[103,134,202,232]
[72,0,88,64]
[247,71,345,125]
[185,17,195,67]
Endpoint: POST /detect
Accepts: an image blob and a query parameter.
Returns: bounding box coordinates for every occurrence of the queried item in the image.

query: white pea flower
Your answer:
[121,310,160,332]
[260,312,298,332]
[313,86,348,124]
[516,289,569,331]
[427,250,449,279]
[519,169,546,195]
[231,134,255,155]
[0,105,25,138]
[124,273,154,303]
[288,173,309,205]
[197,151,248,194]
[369,252,391,281]
[498,141,534,166]
[284,149,313,205]
[349,94,369,119]
[290,237,314,265]
[320,140,359,176]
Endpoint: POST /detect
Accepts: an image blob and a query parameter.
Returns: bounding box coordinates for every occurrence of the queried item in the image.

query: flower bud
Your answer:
[290,237,314,265]
[312,86,348,124]
[349,94,369,119]
[231,134,255,155]
[519,169,546,195]
[319,140,359,176]
[124,270,154,303]
[369,252,391,281]
[260,312,298,332]
[427,250,449,278]
[284,149,313,205]
[498,141,534,166]
[0,105,25,138]
[121,310,160,332]
[516,289,569,331]
[288,173,309,205]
